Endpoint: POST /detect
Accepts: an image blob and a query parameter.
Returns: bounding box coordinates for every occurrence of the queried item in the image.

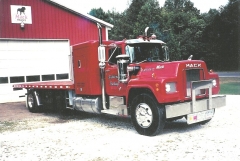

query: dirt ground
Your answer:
[0,101,81,124]
[0,101,89,133]
[0,102,42,122]
[1,95,239,161]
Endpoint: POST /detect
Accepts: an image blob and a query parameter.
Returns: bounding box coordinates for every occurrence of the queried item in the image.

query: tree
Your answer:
[161,0,205,60]
[88,0,239,70]
[107,10,127,40]
[89,8,112,24]
[133,0,162,37]
[124,0,146,38]
[164,0,199,14]
[203,0,240,70]
[108,0,162,40]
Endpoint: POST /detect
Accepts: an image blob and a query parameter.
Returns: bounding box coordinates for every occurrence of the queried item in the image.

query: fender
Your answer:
[126,79,159,107]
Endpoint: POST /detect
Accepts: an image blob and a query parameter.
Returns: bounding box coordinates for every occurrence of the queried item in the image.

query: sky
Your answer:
[53,0,229,14]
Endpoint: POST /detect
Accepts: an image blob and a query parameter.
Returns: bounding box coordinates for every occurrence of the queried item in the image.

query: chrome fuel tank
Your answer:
[73,97,102,114]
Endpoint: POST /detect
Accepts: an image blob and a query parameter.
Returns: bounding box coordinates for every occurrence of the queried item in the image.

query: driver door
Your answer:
[105,47,126,96]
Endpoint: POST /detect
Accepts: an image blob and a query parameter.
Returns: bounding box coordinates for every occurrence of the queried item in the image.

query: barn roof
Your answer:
[44,0,114,29]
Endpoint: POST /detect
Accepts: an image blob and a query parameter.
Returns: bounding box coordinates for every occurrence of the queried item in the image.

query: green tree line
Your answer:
[89,0,240,71]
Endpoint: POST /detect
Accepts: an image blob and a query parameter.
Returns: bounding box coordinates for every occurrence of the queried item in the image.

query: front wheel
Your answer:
[130,93,165,136]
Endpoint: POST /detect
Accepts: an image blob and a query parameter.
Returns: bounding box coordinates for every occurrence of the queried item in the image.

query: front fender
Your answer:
[127,78,181,105]
[126,79,163,106]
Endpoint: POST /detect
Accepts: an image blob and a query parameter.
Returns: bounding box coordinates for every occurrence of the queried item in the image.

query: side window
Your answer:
[108,47,122,65]
[126,45,135,63]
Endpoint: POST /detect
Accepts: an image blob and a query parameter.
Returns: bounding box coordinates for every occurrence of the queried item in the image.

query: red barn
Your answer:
[0,0,113,103]
[0,0,113,44]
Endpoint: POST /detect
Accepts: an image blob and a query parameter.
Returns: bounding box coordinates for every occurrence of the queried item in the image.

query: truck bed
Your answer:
[13,80,75,90]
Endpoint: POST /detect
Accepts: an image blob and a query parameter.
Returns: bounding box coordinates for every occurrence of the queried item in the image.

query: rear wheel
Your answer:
[27,91,40,113]
[131,93,165,136]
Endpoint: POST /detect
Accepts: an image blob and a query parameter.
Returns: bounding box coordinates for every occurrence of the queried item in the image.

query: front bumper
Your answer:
[165,80,226,118]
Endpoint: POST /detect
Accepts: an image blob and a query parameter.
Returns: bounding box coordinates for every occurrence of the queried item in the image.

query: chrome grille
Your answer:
[186,69,203,97]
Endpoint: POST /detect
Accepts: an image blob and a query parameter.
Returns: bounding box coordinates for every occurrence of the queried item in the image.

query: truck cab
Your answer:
[97,34,225,136]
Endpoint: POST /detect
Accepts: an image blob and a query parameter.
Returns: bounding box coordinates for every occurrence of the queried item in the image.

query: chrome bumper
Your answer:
[165,80,226,118]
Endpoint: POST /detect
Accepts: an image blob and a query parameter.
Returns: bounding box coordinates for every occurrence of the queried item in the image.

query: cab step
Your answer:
[101,109,128,116]
[66,106,74,110]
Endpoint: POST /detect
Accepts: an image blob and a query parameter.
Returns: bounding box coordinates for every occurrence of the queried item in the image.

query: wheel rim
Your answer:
[27,94,34,108]
[135,103,153,128]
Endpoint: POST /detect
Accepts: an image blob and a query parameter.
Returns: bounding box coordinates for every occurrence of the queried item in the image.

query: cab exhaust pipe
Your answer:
[97,23,107,110]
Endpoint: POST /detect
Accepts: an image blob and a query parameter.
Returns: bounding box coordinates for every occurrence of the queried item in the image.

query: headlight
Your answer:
[212,79,217,87]
[165,82,176,93]
[165,84,171,92]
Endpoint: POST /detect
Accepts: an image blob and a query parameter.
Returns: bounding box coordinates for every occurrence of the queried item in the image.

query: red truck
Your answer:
[13,24,226,136]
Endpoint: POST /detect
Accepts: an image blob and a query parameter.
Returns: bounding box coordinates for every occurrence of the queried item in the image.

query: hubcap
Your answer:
[27,94,34,108]
[135,103,153,128]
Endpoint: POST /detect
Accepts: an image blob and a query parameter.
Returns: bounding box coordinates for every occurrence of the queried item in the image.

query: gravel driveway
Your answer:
[0,95,240,161]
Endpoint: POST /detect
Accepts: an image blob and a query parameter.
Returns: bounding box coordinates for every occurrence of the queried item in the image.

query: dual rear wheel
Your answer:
[27,91,40,113]
[26,90,67,113]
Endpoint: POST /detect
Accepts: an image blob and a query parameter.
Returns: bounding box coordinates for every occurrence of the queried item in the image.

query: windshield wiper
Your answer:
[137,60,147,64]
[155,59,164,62]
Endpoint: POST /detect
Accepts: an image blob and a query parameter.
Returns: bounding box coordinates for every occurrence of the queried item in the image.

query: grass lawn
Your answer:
[219,77,240,95]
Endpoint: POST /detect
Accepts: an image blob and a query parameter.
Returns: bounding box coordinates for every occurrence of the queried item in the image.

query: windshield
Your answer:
[125,43,166,63]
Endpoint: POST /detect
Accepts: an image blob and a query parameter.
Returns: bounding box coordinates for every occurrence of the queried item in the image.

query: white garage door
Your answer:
[0,39,71,103]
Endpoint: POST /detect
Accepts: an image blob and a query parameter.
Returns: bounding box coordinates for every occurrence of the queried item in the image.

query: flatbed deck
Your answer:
[13,80,75,90]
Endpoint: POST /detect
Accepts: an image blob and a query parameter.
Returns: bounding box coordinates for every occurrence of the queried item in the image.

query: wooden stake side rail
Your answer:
[13,81,75,90]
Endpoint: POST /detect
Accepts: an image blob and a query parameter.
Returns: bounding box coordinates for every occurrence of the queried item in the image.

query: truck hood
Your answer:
[135,60,207,79]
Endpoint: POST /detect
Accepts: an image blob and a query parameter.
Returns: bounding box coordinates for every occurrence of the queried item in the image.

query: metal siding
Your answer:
[0,0,107,45]
[0,39,71,103]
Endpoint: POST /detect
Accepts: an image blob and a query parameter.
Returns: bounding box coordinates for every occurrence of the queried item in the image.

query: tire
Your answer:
[130,93,165,136]
[27,91,40,113]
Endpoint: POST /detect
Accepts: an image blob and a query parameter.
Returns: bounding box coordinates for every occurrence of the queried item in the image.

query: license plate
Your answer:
[187,109,214,124]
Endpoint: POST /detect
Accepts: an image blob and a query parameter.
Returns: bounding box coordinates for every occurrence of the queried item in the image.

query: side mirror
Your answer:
[116,55,130,83]
[98,46,106,62]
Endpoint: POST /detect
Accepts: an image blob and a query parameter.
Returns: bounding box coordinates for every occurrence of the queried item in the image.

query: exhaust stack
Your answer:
[97,23,103,46]
[145,27,149,37]
[97,23,107,110]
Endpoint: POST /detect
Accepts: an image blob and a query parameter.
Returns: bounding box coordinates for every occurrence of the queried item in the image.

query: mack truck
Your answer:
[13,24,226,136]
